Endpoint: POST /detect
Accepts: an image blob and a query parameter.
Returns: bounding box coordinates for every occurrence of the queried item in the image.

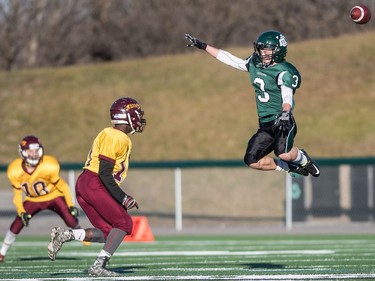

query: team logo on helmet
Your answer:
[125,103,141,110]
[278,34,287,47]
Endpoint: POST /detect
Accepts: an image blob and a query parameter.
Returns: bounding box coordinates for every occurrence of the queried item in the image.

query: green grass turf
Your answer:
[0,234,374,280]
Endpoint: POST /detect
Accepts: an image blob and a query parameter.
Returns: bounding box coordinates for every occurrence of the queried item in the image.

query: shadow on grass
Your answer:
[49,266,145,277]
[243,263,285,269]
[113,265,144,273]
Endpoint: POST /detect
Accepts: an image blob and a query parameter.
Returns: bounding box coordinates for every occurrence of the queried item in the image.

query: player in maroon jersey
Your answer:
[48,97,146,277]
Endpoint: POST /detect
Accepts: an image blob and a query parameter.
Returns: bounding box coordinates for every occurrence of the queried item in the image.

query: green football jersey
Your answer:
[248,58,301,123]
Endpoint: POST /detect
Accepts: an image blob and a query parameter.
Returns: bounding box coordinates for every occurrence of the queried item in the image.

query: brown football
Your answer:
[350,5,371,24]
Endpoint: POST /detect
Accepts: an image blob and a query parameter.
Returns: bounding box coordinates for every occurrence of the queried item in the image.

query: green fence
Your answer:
[2,157,375,171]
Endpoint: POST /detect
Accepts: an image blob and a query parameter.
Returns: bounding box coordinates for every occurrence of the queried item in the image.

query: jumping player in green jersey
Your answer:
[185,31,320,177]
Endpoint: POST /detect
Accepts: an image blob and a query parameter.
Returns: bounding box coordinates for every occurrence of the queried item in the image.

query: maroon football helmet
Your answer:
[110,97,146,134]
[18,135,44,167]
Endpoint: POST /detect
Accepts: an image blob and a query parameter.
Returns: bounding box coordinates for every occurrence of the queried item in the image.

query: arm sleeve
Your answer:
[278,71,294,108]
[54,178,74,207]
[280,85,293,108]
[13,187,26,216]
[216,50,249,71]
[98,158,126,204]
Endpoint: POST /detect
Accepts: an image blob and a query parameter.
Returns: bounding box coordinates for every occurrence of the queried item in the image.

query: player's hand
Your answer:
[122,194,139,210]
[69,206,79,217]
[20,212,32,227]
[274,111,294,137]
[185,33,207,50]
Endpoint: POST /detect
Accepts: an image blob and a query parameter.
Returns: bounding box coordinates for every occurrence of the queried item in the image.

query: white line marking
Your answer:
[77,249,335,257]
[12,239,375,247]
[1,273,375,280]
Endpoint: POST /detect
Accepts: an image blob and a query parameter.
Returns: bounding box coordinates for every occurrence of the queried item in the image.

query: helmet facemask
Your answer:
[253,30,288,68]
[126,109,146,134]
[254,42,277,68]
[19,136,44,167]
[110,97,146,134]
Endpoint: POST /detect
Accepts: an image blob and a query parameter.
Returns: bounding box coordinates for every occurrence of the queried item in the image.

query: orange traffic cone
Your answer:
[124,216,155,242]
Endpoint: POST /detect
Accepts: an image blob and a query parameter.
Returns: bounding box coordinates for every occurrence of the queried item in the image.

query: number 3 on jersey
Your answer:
[254,75,299,103]
[254,77,269,102]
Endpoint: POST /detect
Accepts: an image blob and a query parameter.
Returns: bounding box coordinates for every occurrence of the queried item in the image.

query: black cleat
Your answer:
[288,162,309,177]
[301,149,320,177]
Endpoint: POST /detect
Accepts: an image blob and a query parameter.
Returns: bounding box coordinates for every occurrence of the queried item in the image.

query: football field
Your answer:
[0,234,374,280]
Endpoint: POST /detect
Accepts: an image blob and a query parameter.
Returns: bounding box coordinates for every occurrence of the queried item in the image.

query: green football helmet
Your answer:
[253,30,288,68]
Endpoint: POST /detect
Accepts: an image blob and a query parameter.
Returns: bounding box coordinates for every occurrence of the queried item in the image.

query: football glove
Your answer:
[185,33,207,50]
[20,212,32,227]
[274,111,294,137]
[69,206,79,217]
[122,194,139,210]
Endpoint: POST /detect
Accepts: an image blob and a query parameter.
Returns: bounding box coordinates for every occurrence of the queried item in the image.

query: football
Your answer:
[350,5,371,24]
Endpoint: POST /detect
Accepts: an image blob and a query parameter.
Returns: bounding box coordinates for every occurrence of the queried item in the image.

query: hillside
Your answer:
[0,32,374,164]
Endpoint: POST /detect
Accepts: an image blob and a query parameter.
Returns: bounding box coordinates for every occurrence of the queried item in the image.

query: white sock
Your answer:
[275,159,289,172]
[72,229,86,241]
[0,230,17,256]
[294,149,307,166]
[99,249,111,258]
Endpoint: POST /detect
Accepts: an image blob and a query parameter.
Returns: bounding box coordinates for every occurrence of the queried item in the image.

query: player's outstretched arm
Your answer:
[185,33,219,57]
[185,33,247,71]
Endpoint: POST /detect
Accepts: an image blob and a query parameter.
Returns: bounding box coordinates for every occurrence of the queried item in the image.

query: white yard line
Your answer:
[1,273,375,280]
[77,249,335,257]
[12,239,375,247]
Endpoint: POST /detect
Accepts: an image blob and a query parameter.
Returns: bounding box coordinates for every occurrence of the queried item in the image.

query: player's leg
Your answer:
[75,170,132,276]
[88,228,127,277]
[81,188,131,276]
[78,196,124,277]
[46,197,79,228]
[47,226,75,261]
[48,206,106,261]
[46,197,91,246]
[278,147,319,177]
[244,124,304,173]
[47,171,104,261]
[274,117,320,177]
[0,218,23,262]
[300,149,320,177]
[276,147,308,177]
[244,127,278,171]
[274,117,298,163]
[0,229,17,262]
[1,201,42,262]
[75,170,130,237]
[47,196,84,261]
[273,122,309,177]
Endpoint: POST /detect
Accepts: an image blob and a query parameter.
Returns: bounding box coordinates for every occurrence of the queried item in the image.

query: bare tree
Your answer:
[0,0,33,70]
[23,0,90,67]
[0,0,373,71]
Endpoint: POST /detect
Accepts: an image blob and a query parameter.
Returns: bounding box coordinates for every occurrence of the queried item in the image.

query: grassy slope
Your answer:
[0,32,374,163]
